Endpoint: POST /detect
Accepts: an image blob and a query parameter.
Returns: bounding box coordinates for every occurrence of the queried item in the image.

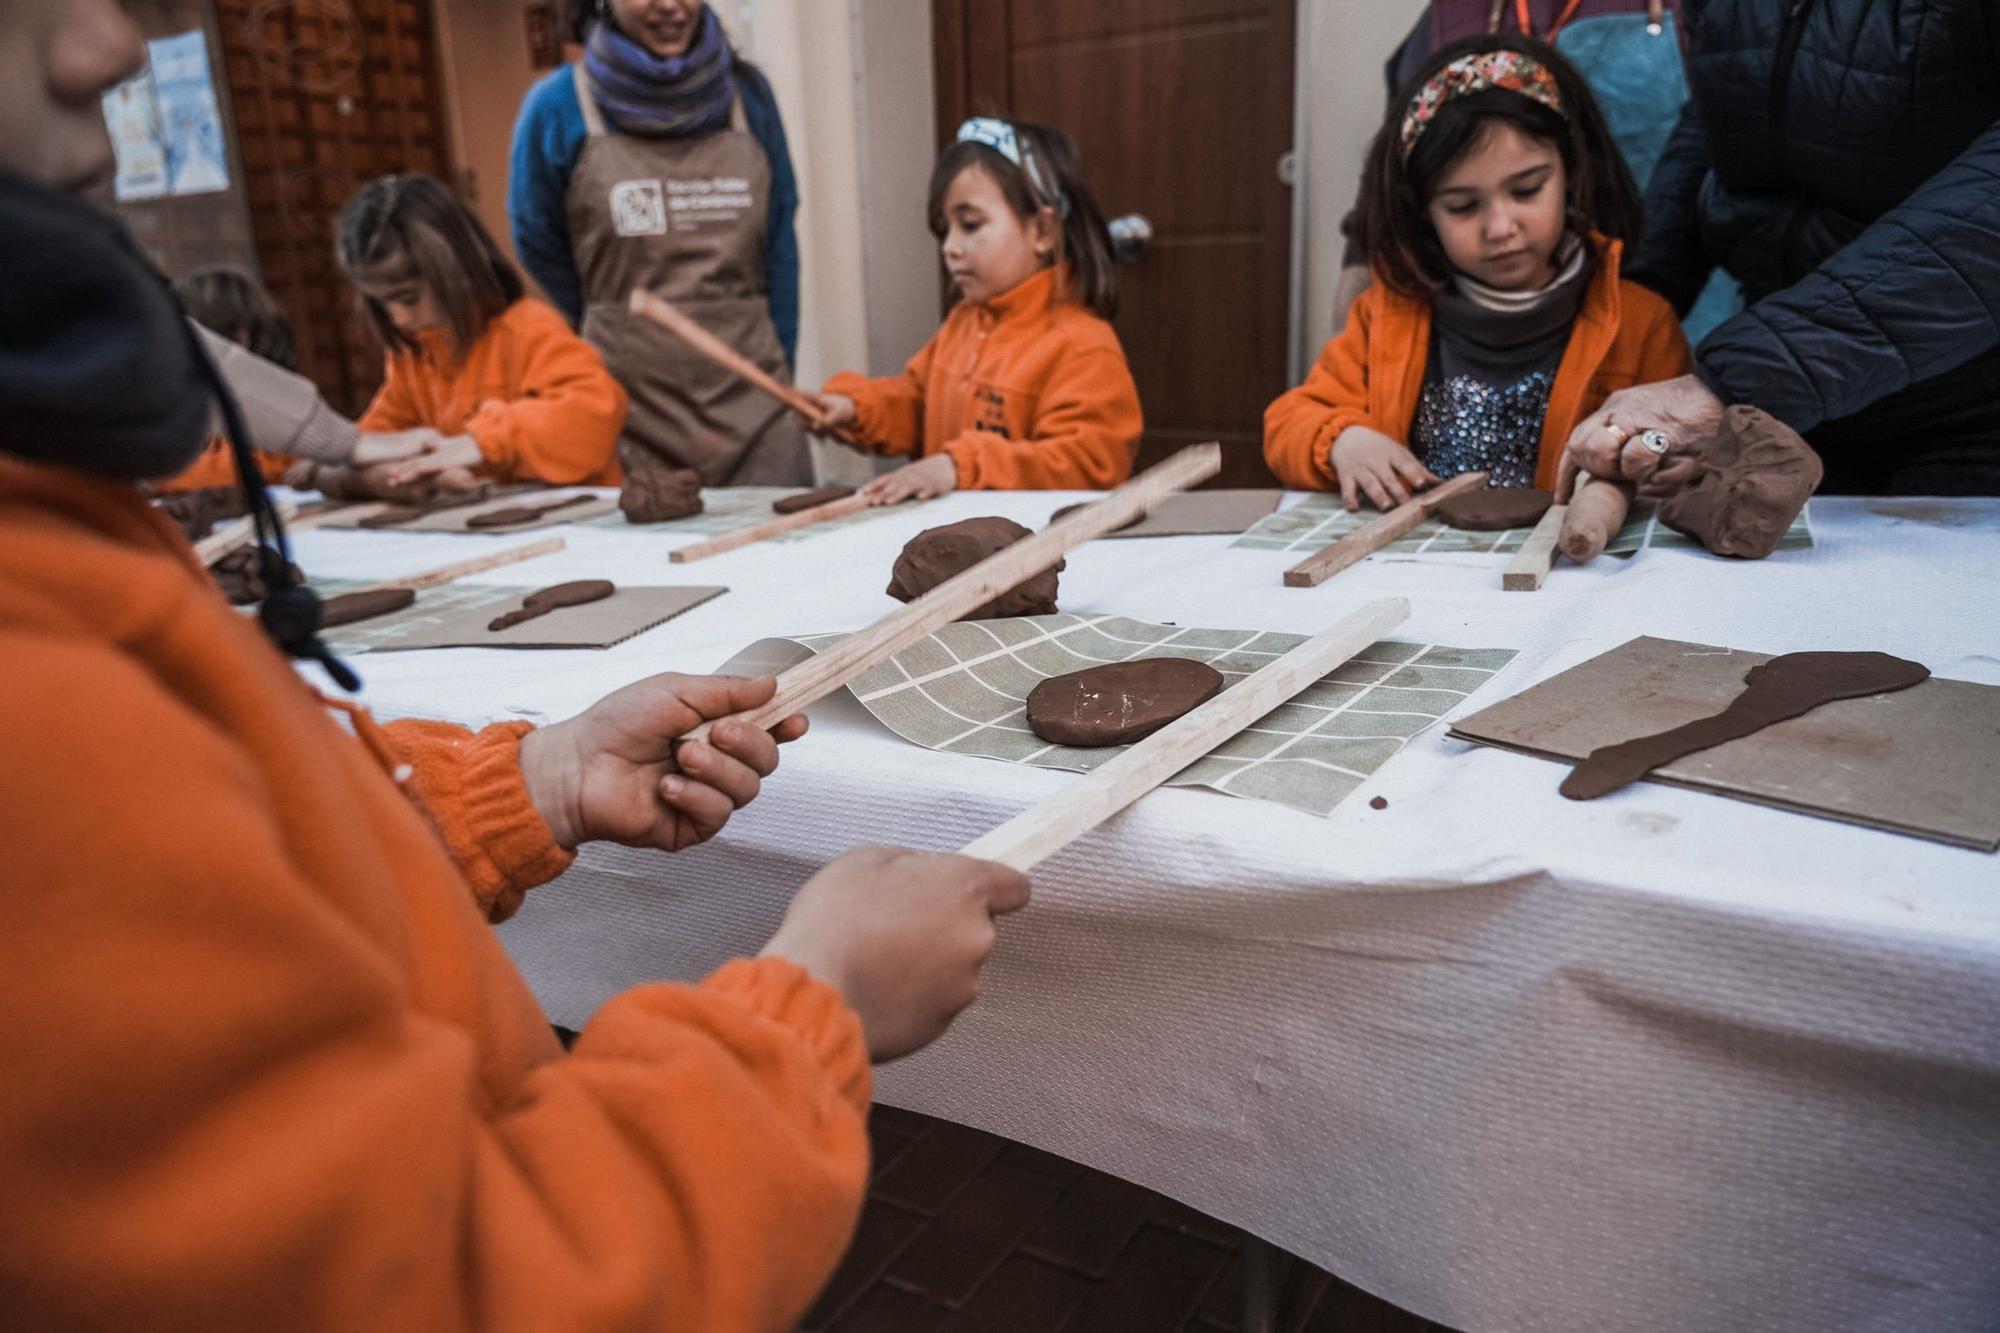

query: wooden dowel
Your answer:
[960,597,1411,870]
[669,493,875,564]
[1282,471,1487,588]
[630,288,831,429]
[195,502,297,566]
[1503,499,1568,591]
[346,537,567,595]
[682,443,1223,743]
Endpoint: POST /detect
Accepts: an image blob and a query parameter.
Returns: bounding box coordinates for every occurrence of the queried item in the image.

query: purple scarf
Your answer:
[584,6,735,138]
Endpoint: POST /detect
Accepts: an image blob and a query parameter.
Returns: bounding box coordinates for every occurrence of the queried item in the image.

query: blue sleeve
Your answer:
[739,67,800,368]
[1692,116,2000,434]
[508,67,590,327]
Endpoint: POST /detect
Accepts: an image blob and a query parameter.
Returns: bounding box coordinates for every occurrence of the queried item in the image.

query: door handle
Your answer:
[1108,214,1153,263]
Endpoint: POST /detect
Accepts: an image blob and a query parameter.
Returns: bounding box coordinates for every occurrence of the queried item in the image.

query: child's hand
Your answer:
[381,434,483,489]
[1329,426,1440,511]
[798,392,857,437]
[860,454,957,506]
[350,426,448,470]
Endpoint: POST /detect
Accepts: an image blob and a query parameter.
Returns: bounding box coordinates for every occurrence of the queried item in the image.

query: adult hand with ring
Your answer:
[1557,374,1726,499]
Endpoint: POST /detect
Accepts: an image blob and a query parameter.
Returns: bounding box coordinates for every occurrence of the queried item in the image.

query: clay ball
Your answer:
[887,516,1062,620]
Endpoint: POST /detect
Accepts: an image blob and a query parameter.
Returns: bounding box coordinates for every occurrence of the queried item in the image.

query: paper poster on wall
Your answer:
[148,30,230,196]
[103,71,168,201]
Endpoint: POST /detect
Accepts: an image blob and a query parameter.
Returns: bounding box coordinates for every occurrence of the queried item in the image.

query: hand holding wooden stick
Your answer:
[628,288,839,433]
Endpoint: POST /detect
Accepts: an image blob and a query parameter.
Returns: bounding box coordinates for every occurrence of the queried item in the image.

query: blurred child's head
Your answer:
[1357,35,1640,296]
[337,173,524,360]
[175,265,299,371]
[926,119,1118,319]
[0,0,144,194]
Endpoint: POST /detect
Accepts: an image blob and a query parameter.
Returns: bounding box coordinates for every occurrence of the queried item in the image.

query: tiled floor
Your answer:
[800,1105,1459,1333]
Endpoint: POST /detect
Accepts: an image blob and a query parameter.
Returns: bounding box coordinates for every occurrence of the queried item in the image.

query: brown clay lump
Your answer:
[621,467,705,523]
[774,486,855,515]
[1562,650,1929,800]
[1435,488,1553,531]
[1369,795,1389,810]
[886,517,1062,620]
[487,579,616,632]
[1026,658,1224,747]
[319,587,418,628]
[1654,405,1823,559]
[466,494,595,529]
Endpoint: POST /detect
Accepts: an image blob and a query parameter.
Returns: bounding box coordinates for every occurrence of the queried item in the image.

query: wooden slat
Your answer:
[678,443,1223,743]
[1281,471,1488,588]
[960,597,1410,870]
[668,494,876,564]
[345,537,566,594]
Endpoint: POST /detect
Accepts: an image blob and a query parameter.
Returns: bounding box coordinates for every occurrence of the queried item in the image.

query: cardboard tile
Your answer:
[1450,635,2000,850]
[1097,489,1284,538]
[320,487,616,533]
[359,583,726,652]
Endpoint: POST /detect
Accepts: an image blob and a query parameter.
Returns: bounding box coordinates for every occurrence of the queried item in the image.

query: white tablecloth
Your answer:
[291,491,2000,1333]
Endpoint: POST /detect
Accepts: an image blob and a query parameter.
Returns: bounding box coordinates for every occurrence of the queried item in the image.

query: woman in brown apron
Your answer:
[509,0,809,486]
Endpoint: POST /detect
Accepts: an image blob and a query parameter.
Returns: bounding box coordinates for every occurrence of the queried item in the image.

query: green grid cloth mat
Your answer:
[580,486,934,541]
[1230,495,1813,557]
[787,614,1517,818]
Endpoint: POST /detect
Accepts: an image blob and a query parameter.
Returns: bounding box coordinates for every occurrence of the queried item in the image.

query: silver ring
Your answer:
[1637,429,1672,456]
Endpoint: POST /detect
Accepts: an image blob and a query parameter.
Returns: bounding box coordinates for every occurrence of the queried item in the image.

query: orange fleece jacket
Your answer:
[1265,236,1691,493]
[151,435,291,493]
[823,265,1142,490]
[0,456,869,1331]
[360,297,627,486]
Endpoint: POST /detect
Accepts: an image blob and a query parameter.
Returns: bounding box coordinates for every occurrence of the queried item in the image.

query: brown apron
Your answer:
[566,64,810,486]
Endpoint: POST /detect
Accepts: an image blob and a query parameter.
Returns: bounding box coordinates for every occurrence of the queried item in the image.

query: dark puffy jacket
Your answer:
[1627,0,2000,493]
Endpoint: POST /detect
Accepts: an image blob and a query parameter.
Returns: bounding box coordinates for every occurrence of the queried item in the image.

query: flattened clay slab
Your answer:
[773,486,855,515]
[1449,635,2000,850]
[621,466,705,523]
[320,586,417,628]
[357,485,496,529]
[887,516,1062,620]
[488,579,616,631]
[1562,650,1929,799]
[468,495,595,529]
[1026,657,1226,747]
[1436,488,1553,531]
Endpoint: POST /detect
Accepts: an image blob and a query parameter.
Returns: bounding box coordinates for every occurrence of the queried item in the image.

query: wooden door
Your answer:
[933,0,1296,487]
[215,0,455,414]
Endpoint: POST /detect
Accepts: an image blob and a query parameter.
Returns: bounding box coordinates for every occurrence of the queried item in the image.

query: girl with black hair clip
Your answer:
[1266,33,1690,512]
[807,118,1143,502]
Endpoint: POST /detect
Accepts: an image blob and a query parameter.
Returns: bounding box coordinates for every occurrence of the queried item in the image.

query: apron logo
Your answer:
[610,179,668,236]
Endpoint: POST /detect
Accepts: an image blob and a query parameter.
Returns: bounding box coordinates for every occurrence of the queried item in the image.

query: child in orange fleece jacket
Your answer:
[811,119,1142,502]
[1,12,1029,1320]
[315,173,628,496]
[1266,36,1689,510]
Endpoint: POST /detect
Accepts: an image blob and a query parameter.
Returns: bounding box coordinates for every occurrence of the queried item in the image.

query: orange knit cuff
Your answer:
[702,959,873,1113]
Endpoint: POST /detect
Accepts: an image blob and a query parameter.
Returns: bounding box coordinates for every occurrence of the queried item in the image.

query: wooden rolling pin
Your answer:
[1282,471,1487,588]
[1558,474,1633,563]
[961,598,1410,870]
[629,288,836,432]
[678,443,1223,744]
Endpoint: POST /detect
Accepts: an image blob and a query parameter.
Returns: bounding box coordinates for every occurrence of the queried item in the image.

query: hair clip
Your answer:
[955,117,1070,218]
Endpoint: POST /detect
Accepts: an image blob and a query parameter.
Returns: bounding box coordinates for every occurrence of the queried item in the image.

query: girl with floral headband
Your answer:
[805,118,1142,501]
[1265,33,1690,510]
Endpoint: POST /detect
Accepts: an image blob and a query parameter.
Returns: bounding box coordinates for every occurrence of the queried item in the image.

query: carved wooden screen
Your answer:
[215,0,455,414]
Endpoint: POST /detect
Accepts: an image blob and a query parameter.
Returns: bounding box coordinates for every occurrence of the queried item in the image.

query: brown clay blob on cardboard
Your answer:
[773,486,855,515]
[1435,488,1553,531]
[1652,406,1823,559]
[208,547,303,605]
[320,586,418,628]
[1026,658,1226,747]
[886,517,1062,620]
[487,579,616,632]
[621,467,705,523]
[466,495,595,530]
[1562,650,1930,799]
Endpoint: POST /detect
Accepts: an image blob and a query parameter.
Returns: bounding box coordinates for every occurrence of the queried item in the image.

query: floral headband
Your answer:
[956,117,1070,217]
[1399,51,1565,156]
